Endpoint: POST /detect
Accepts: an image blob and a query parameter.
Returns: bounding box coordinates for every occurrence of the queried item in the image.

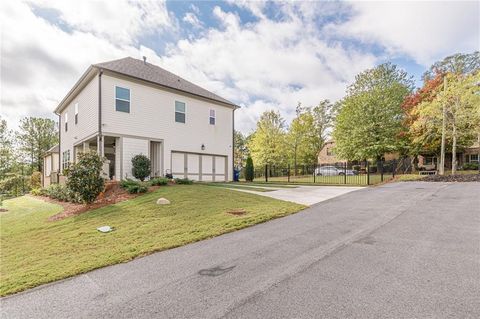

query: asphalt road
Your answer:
[2,182,479,318]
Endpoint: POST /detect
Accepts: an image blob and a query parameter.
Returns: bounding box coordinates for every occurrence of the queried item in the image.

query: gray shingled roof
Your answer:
[94,57,237,107]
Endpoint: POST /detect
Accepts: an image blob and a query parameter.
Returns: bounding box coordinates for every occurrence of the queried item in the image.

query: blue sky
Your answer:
[1,0,478,133]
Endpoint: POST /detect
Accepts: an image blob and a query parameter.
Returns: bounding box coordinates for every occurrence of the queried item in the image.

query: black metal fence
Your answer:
[250,159,411,185]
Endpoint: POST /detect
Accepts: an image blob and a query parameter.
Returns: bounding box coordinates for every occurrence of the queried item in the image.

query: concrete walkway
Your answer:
[229,185,363,205]
[2,182,479,318]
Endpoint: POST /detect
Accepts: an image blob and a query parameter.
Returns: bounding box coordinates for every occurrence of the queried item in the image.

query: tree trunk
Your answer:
[452,122,457,175]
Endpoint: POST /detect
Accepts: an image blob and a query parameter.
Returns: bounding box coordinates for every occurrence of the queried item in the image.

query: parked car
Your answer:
[315,166,358,176]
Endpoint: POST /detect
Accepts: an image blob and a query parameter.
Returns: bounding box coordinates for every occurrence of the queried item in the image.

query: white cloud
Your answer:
[183,12,202,29]
[0,0,170,129]
[159,5,376,132]
[333,1,479,66]
[1,0,477,135]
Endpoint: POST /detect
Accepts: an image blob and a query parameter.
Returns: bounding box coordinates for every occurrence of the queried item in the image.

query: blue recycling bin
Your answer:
[233,169,240,182]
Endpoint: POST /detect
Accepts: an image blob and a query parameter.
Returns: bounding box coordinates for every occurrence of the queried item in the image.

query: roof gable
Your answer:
[94,57,237,107]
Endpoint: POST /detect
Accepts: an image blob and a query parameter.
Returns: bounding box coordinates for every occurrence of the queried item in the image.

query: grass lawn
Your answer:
[0,185,304,296]
[204,183,275,192]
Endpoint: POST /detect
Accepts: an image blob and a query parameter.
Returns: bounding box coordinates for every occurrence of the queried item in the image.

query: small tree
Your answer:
[66,152,104,204]
[131,154,151,181]
[245,156,254,182]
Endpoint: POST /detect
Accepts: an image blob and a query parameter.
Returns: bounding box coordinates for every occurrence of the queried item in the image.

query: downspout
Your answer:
[58,113,61,182]
[98,69,103,156]
[232,107,236,181]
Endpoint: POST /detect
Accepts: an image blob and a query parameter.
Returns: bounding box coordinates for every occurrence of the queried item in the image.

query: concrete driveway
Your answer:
[222,184,364,205]
[2,182,479,318]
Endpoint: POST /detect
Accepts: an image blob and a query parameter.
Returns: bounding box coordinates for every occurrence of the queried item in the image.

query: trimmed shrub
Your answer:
[120,178,139,189]
[463,162,479,170]
[150,177,169,186]
[174,178,193,185]
[120,178,149,194]
[245,156,254,182]
[43,184,82,203]
[131,154,151,182]
[66,152,105,204]
[126,184,148,194]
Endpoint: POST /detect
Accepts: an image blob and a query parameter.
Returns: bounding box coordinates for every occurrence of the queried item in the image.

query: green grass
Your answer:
[394,174,427,181]
[0,185,304,296]
[204,183,275,192]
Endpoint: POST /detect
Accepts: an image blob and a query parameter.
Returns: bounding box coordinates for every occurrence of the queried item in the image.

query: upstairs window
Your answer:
[175,101,186,123]
[209,109,216,125]
[64,113,68,132]
[115,86,130,113]
[74,103,79,124]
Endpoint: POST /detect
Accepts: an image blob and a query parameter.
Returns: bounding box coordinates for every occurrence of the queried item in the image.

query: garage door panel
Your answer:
[202,155,213,174]
[187,154,199,174]
[215,156,225,175]
[172,152,185,174]
[201,175,213,182]
[171,152,227,182]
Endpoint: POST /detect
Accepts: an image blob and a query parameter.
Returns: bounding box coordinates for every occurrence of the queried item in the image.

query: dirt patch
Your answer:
[32,182,161,222]
[0,208,8,213]
[421,174,480,182]
[226,208,247,216]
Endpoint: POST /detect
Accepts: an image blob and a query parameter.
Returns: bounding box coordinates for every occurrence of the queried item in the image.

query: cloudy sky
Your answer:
[1,0,478,134]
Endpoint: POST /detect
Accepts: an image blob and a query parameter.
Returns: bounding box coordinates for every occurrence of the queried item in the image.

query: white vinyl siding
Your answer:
[100,74,234,181]
[122,137,148,180]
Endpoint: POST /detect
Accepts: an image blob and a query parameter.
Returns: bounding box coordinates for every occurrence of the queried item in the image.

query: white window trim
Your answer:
[114,85,131,113]
[209,109,216,125]
[175,101,186,124]
[470,154,479,162]
[74,103,78,124]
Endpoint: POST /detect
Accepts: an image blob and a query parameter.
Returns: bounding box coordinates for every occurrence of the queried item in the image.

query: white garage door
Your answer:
[171,151,227,182]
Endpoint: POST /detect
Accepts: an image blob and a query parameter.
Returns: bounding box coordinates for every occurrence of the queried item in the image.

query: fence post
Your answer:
[366,161,370,185]
[392,160,396,178]
[265,164,268,183]
[380,160,384,182]
[313,164,316,183]
[288,164,290,183]
[344,162,347,184]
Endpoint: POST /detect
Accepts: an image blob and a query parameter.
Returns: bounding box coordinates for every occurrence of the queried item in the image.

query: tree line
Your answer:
[0,117,58,180]
[235,52,480,174]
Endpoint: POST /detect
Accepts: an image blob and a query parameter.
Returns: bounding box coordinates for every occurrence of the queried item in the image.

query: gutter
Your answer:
[98,69,103,155]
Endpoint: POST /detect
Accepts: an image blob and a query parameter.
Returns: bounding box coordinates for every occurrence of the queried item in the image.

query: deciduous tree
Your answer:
[333,63,414,161]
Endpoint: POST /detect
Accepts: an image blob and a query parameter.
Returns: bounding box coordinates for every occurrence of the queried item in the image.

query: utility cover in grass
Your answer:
[97,226,114,233]
[156,198,171,205]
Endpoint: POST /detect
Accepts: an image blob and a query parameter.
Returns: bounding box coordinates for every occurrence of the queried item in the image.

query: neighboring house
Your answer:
[418,141,480,170]
[51,57,238,183]
[318,139,479,170]
[42,145,59,187]
[317,140,398,164]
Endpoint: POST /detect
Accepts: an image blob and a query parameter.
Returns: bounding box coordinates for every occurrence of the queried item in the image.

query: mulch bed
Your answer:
[32,182,160,222]
[421,174,480,182]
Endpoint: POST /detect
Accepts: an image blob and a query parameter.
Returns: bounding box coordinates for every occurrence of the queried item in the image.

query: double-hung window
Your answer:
[115,86,130,113]
[64,113,68,132]
[62,150,70,171]
[74,103,79,124]
[175,101,186,123]
[209,109,216,125]
[470,154,479,162]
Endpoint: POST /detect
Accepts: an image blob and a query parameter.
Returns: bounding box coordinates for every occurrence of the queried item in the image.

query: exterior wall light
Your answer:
[201,144,205,150]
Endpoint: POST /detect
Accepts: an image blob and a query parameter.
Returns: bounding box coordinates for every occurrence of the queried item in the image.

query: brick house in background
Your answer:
[318,139,479,170]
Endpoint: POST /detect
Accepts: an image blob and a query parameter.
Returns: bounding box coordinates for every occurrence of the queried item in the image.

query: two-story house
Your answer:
[51,57,238,183]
